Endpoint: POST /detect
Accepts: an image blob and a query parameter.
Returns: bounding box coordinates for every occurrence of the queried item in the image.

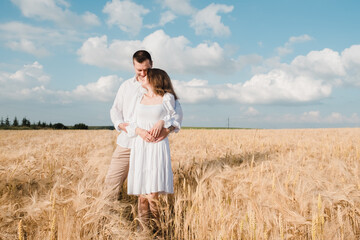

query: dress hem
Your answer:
[127,191,174,196]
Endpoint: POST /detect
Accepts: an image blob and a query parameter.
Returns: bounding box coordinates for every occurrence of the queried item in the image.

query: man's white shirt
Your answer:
[110,76,183,149]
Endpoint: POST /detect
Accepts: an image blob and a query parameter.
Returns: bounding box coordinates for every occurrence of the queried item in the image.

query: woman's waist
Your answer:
[136,120,160,130]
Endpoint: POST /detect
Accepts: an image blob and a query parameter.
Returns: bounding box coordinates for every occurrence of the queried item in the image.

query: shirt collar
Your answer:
[132,76,147,93]
[131,76,140,85]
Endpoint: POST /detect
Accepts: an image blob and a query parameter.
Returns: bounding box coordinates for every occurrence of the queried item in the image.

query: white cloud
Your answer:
[0,61,122,103]
[72,75,123,102]
[235,54,263,70]
[292,48,345,80]
[159,11,177,26]
[300,111,321,122]
[0,21,83,55]
[168,44,360,105]
[277,34,313,56]
[0,62,51,101]
[9,61,50,84]
[77,31,360,105]
[190,3,233,37]
[342,45,360,86]
[245,107,259,116]
[252,111,360,127]
[289,34,312,44]
[11,0,100,28]
[0,22,48,40]
[298,111,360,124]
[172,79,215,103]
[103,0,149,35]
[77,35,141,71]
[233,44,360,104]
[144,11,177,29]
[77,30,246,74]
[6,39,49,57]
[159,0,196,15]
[217,69,332,104]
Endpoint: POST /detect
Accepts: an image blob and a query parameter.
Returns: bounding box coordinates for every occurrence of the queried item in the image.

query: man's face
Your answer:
[133,59,152,82]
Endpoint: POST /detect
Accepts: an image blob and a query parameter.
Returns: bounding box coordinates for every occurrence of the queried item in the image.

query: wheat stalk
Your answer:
[18,219,24,240]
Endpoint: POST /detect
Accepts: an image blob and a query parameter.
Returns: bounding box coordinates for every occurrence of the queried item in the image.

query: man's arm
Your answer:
[110,82,128,132]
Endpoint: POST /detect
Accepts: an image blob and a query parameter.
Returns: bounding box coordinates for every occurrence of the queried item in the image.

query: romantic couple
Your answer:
[104,50,183,230]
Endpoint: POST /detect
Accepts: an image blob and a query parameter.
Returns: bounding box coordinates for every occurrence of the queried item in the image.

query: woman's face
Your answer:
[141,75,151,90]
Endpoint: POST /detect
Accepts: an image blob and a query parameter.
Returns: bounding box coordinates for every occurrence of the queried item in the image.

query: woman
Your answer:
[126,68,180,229]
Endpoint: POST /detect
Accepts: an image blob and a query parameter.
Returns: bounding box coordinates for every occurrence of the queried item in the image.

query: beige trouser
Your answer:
[104,145,131,199]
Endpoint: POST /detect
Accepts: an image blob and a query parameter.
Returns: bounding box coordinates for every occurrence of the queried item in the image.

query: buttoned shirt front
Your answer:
[110,76,145,148]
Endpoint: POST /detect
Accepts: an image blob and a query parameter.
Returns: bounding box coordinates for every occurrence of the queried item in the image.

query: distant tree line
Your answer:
[0,116,88,130]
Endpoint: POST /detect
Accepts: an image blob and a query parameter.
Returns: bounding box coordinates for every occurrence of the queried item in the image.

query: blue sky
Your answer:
[1,0,360,128]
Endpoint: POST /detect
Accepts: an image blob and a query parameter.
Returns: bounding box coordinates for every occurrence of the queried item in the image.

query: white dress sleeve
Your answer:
[163,93,182,133]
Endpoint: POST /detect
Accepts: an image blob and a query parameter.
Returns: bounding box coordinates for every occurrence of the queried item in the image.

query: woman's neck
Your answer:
[145,88,157,98]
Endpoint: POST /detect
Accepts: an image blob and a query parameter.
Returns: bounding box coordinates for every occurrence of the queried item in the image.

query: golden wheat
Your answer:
[1,128,360,239]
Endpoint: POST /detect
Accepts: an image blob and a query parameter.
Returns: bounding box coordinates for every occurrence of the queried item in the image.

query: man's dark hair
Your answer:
[133,50,152,65]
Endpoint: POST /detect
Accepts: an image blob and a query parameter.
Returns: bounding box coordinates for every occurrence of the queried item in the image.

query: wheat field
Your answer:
[0,128,360,239]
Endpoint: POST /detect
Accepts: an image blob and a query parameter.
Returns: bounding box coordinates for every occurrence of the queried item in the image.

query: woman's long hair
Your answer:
[147,68,178,100]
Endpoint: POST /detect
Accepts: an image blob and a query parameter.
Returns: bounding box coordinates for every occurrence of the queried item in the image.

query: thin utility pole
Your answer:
[227,117,229,129]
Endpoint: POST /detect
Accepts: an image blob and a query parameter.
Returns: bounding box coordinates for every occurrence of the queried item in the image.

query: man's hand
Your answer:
[136,128,155,142]
[154,128,171,143]
[149,120,164,138]
[118,123,129,133]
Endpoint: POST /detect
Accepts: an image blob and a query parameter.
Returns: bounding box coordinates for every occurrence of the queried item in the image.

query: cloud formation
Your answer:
[103,0,149,35]
[11,0,100,28]
[72,75,123,102]
[294,111,360,124]
[0,62,122,103]
[277,34,313,56]
[77,30,251,74]
[0,21,82,56]
[4,44,360,108]
[190,3,234,37]
[6,39,49,57]
[244,107,259,116]
[158,1,233,36]
[0,61,50,101]
[159,0,196,15]
[144,11,177,29]
[172,79,215,103]
[173,44,360,104]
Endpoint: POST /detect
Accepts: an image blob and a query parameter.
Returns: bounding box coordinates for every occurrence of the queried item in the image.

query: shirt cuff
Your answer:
[114,120,123,132]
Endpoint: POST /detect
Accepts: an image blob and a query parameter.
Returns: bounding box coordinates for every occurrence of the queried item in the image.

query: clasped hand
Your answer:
[136,120,169,143]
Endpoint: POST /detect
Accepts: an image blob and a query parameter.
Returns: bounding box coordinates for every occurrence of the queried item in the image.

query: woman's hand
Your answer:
[149,120,164,138]
[136,128,155,142]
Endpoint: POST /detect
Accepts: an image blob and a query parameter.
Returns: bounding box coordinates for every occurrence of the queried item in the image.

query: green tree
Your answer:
[13,117,19,127]
[0,117,4,126]
[21,117,30,127]
[73,123,88,129]
[5,117,10,126]
[53,123,67,129]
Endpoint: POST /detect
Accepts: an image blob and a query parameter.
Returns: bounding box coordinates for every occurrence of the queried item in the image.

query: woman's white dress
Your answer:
[126,93,178,195]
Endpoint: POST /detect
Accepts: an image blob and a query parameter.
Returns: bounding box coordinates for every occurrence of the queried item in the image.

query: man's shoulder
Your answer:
[122,76,136,85]
[117,76,137,90]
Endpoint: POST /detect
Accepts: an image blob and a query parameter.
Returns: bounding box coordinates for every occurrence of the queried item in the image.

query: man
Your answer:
[105,50,183,199]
